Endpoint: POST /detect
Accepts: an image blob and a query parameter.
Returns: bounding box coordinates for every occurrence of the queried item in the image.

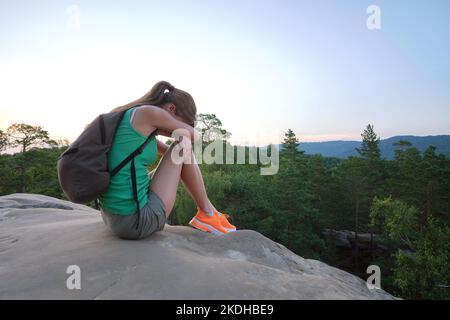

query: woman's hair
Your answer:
[111,81,197,126]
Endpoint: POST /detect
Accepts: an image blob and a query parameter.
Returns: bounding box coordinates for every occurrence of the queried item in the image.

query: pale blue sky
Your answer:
[1,0,449,145]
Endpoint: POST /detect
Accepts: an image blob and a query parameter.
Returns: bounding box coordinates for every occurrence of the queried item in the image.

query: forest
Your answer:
[0,116,449,299]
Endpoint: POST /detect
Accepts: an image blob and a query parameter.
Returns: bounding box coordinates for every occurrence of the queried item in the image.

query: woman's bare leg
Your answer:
[149,148,215,217]
[179,154,215,213]
[149,143,186,217]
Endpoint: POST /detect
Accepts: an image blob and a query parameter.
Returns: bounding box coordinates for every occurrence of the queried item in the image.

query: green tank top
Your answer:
[99,107,158,215]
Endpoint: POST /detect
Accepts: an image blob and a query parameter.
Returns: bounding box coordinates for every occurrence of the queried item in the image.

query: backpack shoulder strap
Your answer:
[110,129,157,177]
[130,158,141,229]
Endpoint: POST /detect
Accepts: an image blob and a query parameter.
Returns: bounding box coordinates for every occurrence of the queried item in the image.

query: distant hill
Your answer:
[292,135,450,159]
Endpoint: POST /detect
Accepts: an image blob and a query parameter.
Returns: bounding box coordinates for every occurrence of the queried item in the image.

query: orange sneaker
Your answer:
[215,210,237,232]
[189,208,230,236]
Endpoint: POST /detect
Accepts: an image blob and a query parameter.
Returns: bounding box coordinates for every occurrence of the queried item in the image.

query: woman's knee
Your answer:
[168,137,193,164]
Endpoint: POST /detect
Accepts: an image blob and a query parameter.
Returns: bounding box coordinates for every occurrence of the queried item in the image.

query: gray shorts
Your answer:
[100,190,167,240]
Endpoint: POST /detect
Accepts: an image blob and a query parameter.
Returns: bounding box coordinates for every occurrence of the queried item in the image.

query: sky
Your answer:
[1,0,449,146]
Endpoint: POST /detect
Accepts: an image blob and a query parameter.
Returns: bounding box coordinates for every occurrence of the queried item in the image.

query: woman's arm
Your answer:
[156,139,170,156]
[142,105,199,143]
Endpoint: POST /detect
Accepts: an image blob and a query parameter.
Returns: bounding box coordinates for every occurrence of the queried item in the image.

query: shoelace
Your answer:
[198,208,230,220]
[221,213,230,218]
[215,211,230,219]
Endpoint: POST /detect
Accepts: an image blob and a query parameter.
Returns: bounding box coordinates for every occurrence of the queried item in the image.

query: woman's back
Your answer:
[99,107,158,214]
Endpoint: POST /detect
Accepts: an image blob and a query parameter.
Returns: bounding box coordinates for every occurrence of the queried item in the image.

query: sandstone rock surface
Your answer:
[0,193,395,300]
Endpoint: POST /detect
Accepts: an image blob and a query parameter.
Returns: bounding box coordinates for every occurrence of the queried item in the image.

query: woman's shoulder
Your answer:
[133,105,160,135]
[136,104,160,116]
[137,104,168,119]
[137,104,158,110]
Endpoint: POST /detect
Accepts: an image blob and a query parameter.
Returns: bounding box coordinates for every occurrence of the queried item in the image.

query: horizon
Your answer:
[1,1,450,146]
[1,133,448,156]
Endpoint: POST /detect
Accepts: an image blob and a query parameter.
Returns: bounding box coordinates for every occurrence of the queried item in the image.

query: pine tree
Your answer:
[393,140,412,161]
[356,124,384,198]
[281,129,303,159]
[355,124,384,269]
[356,124,381,160]
[271,155,324,258]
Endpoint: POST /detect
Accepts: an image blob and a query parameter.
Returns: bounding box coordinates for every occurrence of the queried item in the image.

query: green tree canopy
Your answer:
[393,140,413,161]
[370,197,449,299]
[0,129,8,152]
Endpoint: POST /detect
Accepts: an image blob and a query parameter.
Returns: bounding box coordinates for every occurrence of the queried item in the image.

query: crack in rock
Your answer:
[2,202,74,210]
